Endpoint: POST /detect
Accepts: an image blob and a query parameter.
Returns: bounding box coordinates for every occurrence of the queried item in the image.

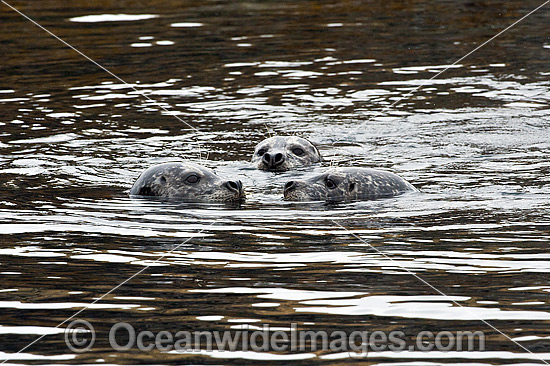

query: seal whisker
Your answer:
[263,123,274,138]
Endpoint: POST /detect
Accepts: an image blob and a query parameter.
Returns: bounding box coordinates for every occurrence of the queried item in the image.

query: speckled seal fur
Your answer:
[130,162,244,202]
[252,136,321,172]
[283,167,415,202]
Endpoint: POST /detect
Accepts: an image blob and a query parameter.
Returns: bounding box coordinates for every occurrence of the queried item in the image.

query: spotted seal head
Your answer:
[283,167,415,202]
[252,136,321,171]
[130,162,244,202]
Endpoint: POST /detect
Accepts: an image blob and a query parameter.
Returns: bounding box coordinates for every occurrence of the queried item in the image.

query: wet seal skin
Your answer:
[130,162,245,202]
[252,136,321,172]
[283,167,416,202]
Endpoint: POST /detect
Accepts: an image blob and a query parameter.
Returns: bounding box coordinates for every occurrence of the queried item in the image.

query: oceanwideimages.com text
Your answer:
[65,320,485,355]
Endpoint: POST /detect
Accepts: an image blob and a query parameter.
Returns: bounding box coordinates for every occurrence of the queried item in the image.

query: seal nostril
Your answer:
[225,181,239,192]
[284,181,296,191]
[262,153,271,164]
[273,153,284,165]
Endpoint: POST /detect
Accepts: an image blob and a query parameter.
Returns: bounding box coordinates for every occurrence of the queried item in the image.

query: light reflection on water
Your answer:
[1,0,550,364]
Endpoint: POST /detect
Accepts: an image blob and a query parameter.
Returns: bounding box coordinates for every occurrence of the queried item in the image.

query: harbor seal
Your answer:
[252,136,321,171]
[130,162,245,202]
[283,167,415,202]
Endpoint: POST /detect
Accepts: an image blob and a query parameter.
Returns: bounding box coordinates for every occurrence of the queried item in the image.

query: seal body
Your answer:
[252,136,321,172]
[130,162,244,202]
[283,167,415,202]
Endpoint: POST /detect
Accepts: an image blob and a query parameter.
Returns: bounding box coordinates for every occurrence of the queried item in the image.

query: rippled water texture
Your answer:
[1,0,550,365]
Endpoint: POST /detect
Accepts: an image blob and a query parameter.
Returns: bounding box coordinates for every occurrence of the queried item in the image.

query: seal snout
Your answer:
[262,152,285,170]
[283,180,299,200]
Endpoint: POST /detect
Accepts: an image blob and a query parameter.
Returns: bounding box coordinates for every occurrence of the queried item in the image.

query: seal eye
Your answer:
[257,148,266,156]
[292,147,304,156]
[185,174,200,184]
[326,178,337,189]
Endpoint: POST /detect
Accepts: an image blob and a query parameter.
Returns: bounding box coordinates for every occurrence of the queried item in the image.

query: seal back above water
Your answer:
[252,136,321,171]
[130,162,244,202]
[283,167,415,202]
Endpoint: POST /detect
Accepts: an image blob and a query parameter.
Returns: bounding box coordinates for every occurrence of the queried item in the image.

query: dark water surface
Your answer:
[1,0,550,365]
